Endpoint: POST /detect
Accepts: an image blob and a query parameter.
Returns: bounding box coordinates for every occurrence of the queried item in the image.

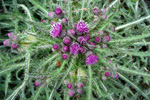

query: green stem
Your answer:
[88,65,92,100]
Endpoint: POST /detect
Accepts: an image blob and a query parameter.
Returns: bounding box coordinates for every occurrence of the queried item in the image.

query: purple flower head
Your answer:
[76,20,88,33]
[55,7,62,15]
[79,36,88,45]
[93,7,99,14]
[53,44,59,50]
[68,89,75,97]
[62,54,68,60]
[34,82,39,87]
[50,22,62,38]
[67,83,73,89]
[105,72,110,76]
[67,29,75,36]
[79,47,85,53]
[86,54,98,65]
[8,32,12,37]
[63,37,71,44]
[3,39,12,46]
[95,37,101,43]
[103,35,110,43]
[77,88,82,94]
[62,45,69,52]
[12,44,18,49]
[70,43,80,55]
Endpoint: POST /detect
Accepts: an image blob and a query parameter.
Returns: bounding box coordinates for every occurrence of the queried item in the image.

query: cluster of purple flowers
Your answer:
[101,60,119,81]
[34,75,49,87]
[64,80,83,97]
[3,32,18,49]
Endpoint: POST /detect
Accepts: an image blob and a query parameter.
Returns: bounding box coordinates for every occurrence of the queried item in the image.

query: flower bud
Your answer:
[62,53,68,60]
[62,45,69,52]
[102,35,110,43]
[34,80,41,87]
[41,20,46,23]
[67,83,73,89]
[95,37,101,43]
[67,29,76,36]
[93,7,99,15]
[101,8,107,14]
[8,32,12,37]
[77,82,83,88]
[3,39,12,46]
[79,47,85,53]
[77,88,82,94]
[63,37,71,44]
[99,30,104,35]
[105,71,110,76]
[11,44,18,49]
[55,7,62,15]
[68,89,75,97]
[112,27,115,32]
[62,18,68,24]
[102,44,107,49]
[48,12,55,19]
[101,15,107,20]
[53,44,59,50]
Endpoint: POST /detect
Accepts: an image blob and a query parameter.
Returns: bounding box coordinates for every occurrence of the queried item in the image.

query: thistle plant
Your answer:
[0,0,150,100]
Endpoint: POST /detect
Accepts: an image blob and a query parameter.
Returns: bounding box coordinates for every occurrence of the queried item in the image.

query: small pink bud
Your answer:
[8,32,12,37]
[11,35,18,41]
[102,35,110,43]
[62,18,68,24]
[67,83,72,89]
[62,54,68,60]
[105,72,110,76]
[79,47,85,53]
[95,37,101,43]
[55,7,62,15]
[63,37,71,44]
[41,20,46,23]
[62,45,69,52]
[3,39,11,46]
[112,27,115,31]
[11,44,18,49]
[99,30,104,35]
[67,29,75,36]
[77,88,82,94]
[48,12,55,18]
[102,44,107,49]
[114,73,119,79]
[77,82,83,88]
[68,89,75,97]
[51,21,55,25]
[101,15,107,20]
[114,66,118,70]
[93,7,99,15]
[34,80,41,87]
[108,60,112,64]
[101,8,107,14]
[53,44,59,50]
